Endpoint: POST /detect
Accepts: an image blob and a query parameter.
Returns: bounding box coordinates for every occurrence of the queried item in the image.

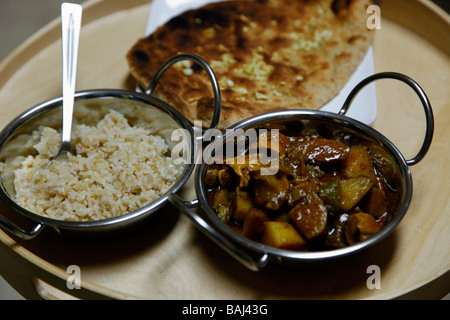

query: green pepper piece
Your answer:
[319,179,341,213]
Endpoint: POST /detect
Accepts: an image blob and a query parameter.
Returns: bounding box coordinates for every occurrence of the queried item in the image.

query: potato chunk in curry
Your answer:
[339,175,374,211]
[262,221,307,251]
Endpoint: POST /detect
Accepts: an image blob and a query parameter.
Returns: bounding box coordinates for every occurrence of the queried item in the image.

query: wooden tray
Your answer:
[0,0,448,300]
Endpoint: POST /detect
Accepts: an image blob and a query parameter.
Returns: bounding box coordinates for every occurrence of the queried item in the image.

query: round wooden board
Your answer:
[0,0,448,300]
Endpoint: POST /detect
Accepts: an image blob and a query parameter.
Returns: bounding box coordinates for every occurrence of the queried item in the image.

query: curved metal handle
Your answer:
[0,214,44,240]
[339,72,434,166]
[146,53,222,131]
[168,193,270,271]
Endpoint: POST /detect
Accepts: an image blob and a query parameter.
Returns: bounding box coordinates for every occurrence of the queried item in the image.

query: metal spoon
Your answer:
[47,3,82,168]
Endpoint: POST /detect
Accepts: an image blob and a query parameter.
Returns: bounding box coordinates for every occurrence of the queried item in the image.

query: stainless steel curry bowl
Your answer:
[0,54,221,239]
[169,72,434,270]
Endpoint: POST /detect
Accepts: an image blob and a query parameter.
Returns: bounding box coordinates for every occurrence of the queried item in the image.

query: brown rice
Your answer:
[0,110,183,221]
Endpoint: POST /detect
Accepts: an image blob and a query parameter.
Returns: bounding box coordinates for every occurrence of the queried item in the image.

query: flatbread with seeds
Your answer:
[127,0,374,129]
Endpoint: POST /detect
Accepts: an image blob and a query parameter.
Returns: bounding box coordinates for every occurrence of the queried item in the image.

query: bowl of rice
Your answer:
[0,54,221,239]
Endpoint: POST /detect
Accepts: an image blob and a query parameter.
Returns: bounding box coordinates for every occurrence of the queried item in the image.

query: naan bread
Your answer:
[127,0,374,129]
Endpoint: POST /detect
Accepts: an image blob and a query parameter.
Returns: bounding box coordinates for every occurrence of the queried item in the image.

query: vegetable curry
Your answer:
[205,122,398,251]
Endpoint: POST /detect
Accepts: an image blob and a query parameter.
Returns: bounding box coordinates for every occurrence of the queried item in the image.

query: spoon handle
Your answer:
[60,3,82,153]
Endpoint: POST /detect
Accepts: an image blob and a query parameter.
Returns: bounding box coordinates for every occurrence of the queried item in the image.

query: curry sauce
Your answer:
[205,126,395,252]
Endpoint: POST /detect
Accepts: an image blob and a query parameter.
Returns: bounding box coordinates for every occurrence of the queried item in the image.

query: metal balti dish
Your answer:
[0,54,221,240]
[169,72,434,271]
